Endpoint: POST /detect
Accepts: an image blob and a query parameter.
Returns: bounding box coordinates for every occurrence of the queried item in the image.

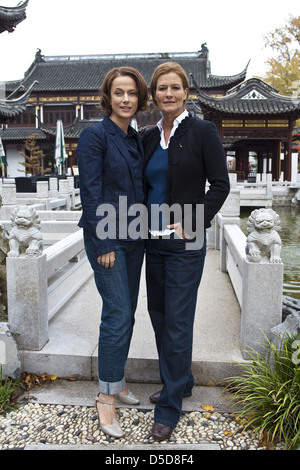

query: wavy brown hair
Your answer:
[100,67,149,115]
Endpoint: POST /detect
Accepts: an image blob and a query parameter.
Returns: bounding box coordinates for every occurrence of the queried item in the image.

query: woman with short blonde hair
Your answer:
[143,61,230,441]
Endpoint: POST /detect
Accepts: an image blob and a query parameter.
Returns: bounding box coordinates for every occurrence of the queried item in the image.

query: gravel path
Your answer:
[0,401,286,450]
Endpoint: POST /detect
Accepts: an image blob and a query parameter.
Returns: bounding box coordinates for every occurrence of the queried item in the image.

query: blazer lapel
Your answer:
[169,115,193,165]
[103,117,141,192]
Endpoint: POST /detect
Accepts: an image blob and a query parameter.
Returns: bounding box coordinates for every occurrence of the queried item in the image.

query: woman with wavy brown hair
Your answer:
[77,67,148,438]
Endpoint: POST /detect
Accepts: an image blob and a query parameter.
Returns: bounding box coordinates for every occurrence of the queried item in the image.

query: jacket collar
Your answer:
[103,115,129,136]
[173,113,194,139]
[143,114,196,168]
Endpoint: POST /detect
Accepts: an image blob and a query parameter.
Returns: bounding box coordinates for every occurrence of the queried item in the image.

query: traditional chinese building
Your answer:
[194,78,300,181]
[0,45,249,176]
[1,43,299,181]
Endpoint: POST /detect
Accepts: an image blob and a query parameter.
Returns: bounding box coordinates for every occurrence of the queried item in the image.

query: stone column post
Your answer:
[241,260,283,358]
[59,179,71,210]
[217,174,241,271]
[0,183,17,219]
[266,174,273,199]
[67,176,75,209]
[0,323,21,379]
[1,183,17,205]
[241,208,284,358]
[7,253,49,351]
[49,177,58,198]
[37,181,50,210]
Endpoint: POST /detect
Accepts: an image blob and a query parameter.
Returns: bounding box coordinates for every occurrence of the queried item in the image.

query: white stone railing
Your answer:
[6,228,92,351]
[214,174,284,357]
[238,179,273,208]
[0,177,81,220]
[216,212,283,358]
[3,172,287,358]
[236,173,300,207]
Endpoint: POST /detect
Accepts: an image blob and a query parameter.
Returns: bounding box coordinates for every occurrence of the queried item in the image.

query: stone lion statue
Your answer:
[245,208,282,263]
[7,206,43,258]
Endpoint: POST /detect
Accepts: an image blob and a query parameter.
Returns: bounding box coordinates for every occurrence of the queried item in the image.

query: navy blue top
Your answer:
[145,143,169,230]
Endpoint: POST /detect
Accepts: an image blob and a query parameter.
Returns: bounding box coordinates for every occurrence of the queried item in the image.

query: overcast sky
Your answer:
[0,0,299,82]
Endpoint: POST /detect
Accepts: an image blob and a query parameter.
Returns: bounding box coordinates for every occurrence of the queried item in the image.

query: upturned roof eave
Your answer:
[196,77,300,117]
[198,101,300,117]
[0,80,38,120]
[0,0,29,33]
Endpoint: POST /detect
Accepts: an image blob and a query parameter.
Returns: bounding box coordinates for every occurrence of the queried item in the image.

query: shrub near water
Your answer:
[225,332,300,450]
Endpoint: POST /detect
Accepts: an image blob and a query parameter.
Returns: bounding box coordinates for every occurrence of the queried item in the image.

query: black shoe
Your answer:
[151,422,173,441]
[149,389,192,404]
[149,390,162,404]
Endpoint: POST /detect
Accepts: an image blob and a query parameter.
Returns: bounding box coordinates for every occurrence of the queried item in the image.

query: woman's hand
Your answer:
[97,251,116,268]
[168,223,191,240]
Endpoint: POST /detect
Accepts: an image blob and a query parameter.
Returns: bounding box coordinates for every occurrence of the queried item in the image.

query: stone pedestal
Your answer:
[67,176,75,209]
[59,179,71,210]
[217,174,241,270]
[37,180,49,198]
[7,254,48,351]
[1,183,17,205]
[0,183,17,219]
[49,177,58,198]
[0,322,21,379]
[241,260,283,357]
[37,181,50,210]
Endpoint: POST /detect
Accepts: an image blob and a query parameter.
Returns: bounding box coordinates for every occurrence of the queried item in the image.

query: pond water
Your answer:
[240,206,300,300]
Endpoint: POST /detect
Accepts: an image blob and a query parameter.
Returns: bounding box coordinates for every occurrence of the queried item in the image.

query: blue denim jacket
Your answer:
[77,117,144,257]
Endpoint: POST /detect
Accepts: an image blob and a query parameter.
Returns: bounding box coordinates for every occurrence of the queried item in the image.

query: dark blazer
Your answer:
[143,115,230,230]
[77,116,144,256]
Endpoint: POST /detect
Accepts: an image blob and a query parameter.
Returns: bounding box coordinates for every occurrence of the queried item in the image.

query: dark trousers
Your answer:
[146,236,206,428]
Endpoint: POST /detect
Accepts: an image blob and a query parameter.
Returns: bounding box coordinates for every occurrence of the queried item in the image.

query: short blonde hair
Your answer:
[100,67,149,115]
[150,62,189,107]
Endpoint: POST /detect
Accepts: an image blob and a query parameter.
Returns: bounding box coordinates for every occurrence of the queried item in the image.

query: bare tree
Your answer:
[18,133,50,176]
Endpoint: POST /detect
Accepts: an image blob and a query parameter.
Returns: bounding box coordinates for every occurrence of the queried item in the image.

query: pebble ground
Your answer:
[0,401,286,450]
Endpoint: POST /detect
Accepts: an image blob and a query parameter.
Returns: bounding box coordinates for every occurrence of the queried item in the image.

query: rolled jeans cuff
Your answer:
[99,376,125,395]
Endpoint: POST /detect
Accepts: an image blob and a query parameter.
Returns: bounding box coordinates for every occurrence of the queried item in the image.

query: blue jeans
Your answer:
[146,235,206,428]
[84,237,145,395]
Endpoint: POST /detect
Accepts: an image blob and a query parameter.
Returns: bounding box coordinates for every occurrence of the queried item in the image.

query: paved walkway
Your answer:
[20,248,246,385]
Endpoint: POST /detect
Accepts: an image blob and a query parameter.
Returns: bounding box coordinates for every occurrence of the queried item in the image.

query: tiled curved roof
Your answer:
[6,51,248,92]
[0,127,47,141]
[41,119,97,138]
[0,102,27,118]
[0,0,29,34]
[0,119,97,141]
[0,81,37,120]
[196,78,300,116]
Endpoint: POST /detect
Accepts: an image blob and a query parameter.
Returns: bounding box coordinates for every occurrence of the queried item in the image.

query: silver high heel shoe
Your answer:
[116,389,140,405]
[95,394,124,438]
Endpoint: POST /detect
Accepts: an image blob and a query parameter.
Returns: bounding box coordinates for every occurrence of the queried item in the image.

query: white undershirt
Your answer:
[157,109,189,149]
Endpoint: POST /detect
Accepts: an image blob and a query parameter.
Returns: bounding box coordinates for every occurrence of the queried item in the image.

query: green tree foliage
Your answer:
[263,15,300,97]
